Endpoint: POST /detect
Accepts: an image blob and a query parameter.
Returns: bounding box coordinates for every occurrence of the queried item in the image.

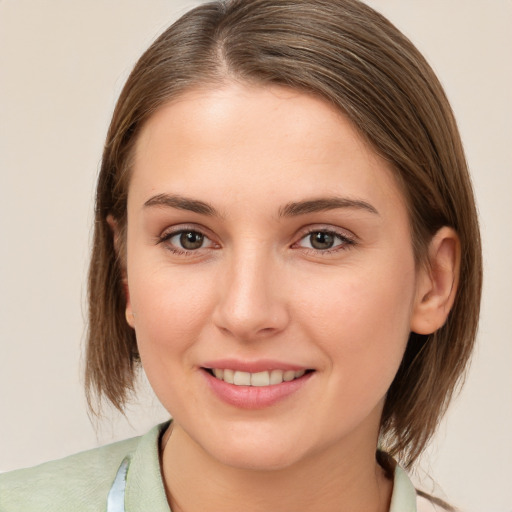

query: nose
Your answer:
[212,247,290,341]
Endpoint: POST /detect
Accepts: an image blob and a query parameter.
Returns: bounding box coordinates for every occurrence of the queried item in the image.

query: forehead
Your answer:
[130,82,406,218]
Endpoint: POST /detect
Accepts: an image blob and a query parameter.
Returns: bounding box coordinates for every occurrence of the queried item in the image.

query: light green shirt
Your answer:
[0,422,420,511]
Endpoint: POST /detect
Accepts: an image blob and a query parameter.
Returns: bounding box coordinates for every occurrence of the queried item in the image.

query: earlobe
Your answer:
[107,214,135,329]
[125,306,135,328]
[410,227,460,335]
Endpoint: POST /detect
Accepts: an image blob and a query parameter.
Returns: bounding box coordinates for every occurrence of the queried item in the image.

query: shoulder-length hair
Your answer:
[86,0,482,470]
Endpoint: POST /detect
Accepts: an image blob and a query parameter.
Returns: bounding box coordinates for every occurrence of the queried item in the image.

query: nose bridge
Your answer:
[214,241,288,339]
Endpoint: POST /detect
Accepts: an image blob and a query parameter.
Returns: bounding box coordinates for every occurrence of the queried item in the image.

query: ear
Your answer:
[106,214,135,329]
[410,227,460,335]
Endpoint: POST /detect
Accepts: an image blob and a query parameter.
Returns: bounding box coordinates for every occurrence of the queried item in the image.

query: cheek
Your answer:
[296,260,416,388]
[127,266,215,414]
[127,263,215,367]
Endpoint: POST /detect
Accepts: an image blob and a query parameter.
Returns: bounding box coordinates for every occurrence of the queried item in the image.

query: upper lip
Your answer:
[201,359,310,373]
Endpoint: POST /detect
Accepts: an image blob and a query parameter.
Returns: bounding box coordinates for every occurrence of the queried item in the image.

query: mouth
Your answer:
[202,368,314,387]
[201,363,315,409]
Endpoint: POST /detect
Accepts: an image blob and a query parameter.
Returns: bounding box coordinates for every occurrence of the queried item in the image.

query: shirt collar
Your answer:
[119,422,417,512]
[390,463,418,512]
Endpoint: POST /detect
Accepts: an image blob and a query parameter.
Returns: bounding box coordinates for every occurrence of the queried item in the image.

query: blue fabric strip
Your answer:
[107,456,131,512]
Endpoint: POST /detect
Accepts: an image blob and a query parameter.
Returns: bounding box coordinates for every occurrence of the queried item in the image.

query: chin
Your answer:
[211,442,304,472]
[190,420,308,472]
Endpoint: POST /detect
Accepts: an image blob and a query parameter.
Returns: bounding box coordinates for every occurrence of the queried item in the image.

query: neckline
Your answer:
[107,422,417,512]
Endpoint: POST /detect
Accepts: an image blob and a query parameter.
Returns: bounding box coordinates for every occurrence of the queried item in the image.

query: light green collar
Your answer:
[390,464,418,512]
[109,422,417,512]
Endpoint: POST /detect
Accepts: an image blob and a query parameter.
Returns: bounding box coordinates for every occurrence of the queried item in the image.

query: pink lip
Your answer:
[201,368,314,410]
[201,358,307,373]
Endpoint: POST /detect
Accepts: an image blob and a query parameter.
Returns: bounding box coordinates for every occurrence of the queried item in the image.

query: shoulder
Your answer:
[0,433,142,512]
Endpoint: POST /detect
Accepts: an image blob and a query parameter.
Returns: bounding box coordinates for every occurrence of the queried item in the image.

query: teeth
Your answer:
[210,368,308,387]
[233,371,251,386]
[283,370,295,382]
[223,369,234,384]
[269,369,284,385]
[251,371,270,387]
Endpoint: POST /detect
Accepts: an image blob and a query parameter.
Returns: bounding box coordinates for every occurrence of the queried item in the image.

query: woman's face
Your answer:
[124,82,424,470]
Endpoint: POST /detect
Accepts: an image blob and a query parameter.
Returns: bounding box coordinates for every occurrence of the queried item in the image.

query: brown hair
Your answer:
[86,0,482,475]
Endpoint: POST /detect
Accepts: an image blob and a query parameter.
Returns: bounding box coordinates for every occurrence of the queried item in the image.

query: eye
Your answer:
[297,230,354,252]
[174,231,205,250]
[160,229,216,253]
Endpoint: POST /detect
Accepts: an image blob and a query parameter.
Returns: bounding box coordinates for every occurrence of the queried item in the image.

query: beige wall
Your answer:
[0,1,510,511]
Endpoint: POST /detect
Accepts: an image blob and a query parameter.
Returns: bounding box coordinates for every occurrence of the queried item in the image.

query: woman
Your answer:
[0,1,482,511]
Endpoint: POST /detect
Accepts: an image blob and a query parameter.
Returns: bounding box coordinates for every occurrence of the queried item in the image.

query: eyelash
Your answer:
[294,228,356,255]
[157,226,356,256]
[157,227,217,256]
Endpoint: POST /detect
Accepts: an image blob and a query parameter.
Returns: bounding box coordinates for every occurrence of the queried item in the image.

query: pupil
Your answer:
[310,232,334,250]
[180,231,204,250]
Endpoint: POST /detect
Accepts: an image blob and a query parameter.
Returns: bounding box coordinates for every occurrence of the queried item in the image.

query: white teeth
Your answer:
[210,368,308,386]
[269,369,284,385]
[233,371,251,386]
[283,370,296,382]
[251,371,270,387]
[223,369,234,384]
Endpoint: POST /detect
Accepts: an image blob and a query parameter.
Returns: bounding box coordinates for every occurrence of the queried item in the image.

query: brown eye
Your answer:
[309,231,335,250]
[161,229,214,253]
[179,231,204,250]
[296,229,354,253]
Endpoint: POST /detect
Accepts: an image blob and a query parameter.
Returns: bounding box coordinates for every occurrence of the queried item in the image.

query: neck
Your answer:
[160,424,393,512]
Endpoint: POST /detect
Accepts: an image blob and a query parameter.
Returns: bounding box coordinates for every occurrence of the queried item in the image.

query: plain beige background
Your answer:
[0,1,511,511]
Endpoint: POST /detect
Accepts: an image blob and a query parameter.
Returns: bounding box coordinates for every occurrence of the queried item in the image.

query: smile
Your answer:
[202,364,315,409]
[207,368,308,387]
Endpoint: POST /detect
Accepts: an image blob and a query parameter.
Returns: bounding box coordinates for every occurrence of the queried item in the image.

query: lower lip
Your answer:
[202,370,313,409]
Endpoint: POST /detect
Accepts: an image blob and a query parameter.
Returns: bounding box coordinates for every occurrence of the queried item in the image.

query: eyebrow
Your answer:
[143,193,220,216]
[143,193,379,218]
[278,197,379,217]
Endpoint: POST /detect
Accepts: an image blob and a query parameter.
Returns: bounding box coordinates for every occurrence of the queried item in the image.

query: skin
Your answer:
[117,82,459,512]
